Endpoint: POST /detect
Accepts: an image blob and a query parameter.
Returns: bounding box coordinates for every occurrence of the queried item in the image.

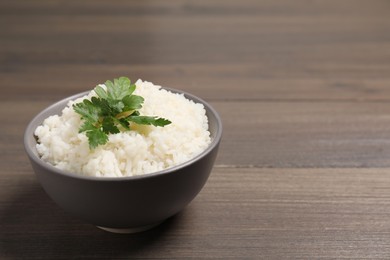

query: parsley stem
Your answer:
[116,110,135,119]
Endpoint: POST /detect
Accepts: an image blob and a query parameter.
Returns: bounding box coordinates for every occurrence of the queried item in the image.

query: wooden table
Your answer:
[2,0,390,258]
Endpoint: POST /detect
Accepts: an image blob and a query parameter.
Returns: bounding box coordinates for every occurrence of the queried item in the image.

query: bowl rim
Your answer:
[24,87,223,182]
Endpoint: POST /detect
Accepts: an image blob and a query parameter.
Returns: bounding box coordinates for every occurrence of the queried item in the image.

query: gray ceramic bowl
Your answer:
[24,88,222,233]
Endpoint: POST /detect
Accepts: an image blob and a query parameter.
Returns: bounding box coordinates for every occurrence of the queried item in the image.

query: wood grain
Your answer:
[1,0,390,101]
[1,0,390,259]
[2,64,390,102]
[2,168,390,259]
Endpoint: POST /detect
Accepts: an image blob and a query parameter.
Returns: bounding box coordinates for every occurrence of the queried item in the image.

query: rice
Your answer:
[35,79,211,177]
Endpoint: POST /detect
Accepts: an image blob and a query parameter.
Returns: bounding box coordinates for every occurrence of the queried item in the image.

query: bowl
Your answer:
[24,88,222,233]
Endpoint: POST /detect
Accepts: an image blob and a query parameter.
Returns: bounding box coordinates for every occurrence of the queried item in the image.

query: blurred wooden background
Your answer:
[1,0,390,258]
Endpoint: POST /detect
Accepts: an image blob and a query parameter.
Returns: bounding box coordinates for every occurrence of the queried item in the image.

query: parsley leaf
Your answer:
[102,117,120,134]
[73,99,100,123]
[105,77,135,101]
[73,77,172,149]
[127,116,172,127]
[86,128,108,149]
[122,95,144,110]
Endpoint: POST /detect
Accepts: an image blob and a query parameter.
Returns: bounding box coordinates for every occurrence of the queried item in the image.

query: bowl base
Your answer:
[97,221,163,234]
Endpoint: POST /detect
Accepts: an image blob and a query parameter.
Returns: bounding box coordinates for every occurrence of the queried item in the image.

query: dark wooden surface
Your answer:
[2,0,390,258]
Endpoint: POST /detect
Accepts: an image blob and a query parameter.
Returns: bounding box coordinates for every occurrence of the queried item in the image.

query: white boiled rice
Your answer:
[35,80,211,177]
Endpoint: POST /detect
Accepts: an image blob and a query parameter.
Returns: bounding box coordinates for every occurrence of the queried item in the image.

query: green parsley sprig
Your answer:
[73,77,171,149]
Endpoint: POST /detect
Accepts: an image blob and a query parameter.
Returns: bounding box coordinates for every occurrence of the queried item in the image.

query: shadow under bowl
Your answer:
[24,88,222,233]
